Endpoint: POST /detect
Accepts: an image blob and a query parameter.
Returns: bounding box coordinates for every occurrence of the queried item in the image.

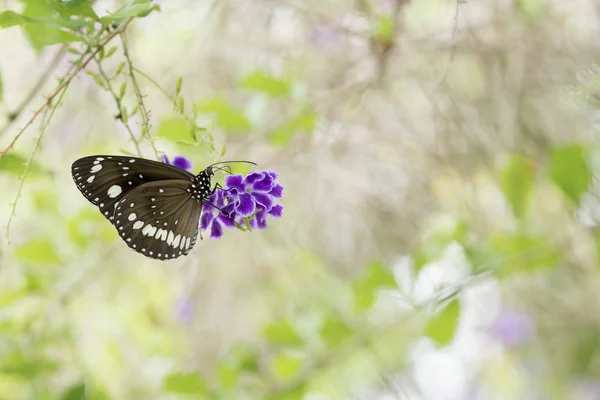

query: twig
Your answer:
[0,45,67,138]
[0,18,134,161]
[6,86,69,239]
[434,0,462,90]
[93,57,143,157]
[132,66,215,151]
[120,32,159,160]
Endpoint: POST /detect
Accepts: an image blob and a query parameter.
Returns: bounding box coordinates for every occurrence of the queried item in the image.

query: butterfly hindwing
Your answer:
[113,180,204,260]
[71,155,195,223]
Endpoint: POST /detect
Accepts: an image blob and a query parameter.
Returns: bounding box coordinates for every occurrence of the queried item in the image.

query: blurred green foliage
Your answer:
[0,0,599,399]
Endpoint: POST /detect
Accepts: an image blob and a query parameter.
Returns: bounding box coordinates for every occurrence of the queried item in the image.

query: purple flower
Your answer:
[174,297,195,325]
[200,170,284,239]
[162,154,193,171]
[488,309,535,347]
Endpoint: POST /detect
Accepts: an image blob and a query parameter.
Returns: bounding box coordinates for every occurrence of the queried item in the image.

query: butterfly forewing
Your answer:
[71,155,195,223]
[113,180,203,260]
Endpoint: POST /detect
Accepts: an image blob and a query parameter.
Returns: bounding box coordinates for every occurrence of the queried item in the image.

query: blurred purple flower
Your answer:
[162,154,193,171]
[174,297,195,325]
[200,170,284,239]
[309,25,340,53]
[488,309,535,347]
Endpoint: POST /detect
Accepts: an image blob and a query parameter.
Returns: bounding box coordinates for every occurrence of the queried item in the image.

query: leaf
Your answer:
[424,298,460,346]
[468,232,559,276]
[352,261,397,311]
[100,0,161,26]
[548,143,590,206]
[572,333,599,376]
[175,76,183,95]
[194,98,251,132]
[21,0,85,52]
[266,385,306,400]
[14,237,60,264]
[156,116,195,143]
[0,11,30,28]
[269,109,317,146]
[272,353,303,382]
[61,382,85,400]
[85,71,107,90]
[163,372,208,394]
[371,15,395,42]
[240,71,291,98]
[53,0,99,20]
[500,154,535,219]
[319,315,352,347]
[262,320,303,347]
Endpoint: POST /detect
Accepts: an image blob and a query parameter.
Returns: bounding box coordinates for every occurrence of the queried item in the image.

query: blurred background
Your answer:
[1,0,600,399]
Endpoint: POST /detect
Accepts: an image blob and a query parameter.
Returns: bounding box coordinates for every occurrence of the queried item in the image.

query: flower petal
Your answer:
[269,184,283,199]
[266,171,279,180]
[173,155,193,171]
[252,192,274,210]
[253,175,275,192]
[161,154,171,165]
[244,172,264,186]
[200,212,214,230]
[225,175,245,191]
[210,219,223,239]
[268,204,283,218]
[255,208,268,229]
[218,213,236,228]
[236,193,256,216]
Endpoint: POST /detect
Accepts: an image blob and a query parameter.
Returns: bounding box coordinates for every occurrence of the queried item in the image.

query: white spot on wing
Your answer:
[128,213,137,221]
[173,235,181,248]
[87,175,95,183]
[91,164,102,173]
[167,231,174,245]
[107,185,122,198]
[96,157,105,161]
[185,237,191,249]
[133,221,144,229]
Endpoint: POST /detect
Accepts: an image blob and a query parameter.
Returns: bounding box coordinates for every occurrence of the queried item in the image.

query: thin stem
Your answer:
[94,57,142,157]
[120,32,159,160]
[0,45,67,138]
[6,85,69,239]
[0,18,134,161]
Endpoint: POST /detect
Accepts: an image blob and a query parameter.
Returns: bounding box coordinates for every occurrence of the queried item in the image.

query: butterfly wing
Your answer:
[71,155,195,223]
[113,180,203,260]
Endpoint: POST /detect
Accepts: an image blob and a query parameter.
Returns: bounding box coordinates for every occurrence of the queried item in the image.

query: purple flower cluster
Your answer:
[200,171,283,239]
[161,154,193,171]
[163,154,283,239]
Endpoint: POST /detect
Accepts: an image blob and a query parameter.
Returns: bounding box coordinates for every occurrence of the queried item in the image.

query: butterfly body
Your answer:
[71,155,216,260]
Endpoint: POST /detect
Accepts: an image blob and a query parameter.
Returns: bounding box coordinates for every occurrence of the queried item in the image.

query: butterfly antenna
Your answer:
[208,160,257,168]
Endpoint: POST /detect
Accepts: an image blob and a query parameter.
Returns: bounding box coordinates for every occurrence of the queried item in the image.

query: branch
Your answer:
[94,57,143,157]
[0,18,134,161]
[0,45,67,138]
[120,32,159,160]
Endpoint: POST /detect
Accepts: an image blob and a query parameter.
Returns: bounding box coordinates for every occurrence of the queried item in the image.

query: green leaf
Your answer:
[266,385,306,400]
[548,143,590,206]
[320,315,352,347]
[262,320,303,347]
[61,382,85,400]
[517,0,547,23]
[371,15,395,42]
[572,333,599,375]
[468,232,559,276]
[85,71,107,90]
[156,116,195,143]
[68,209,115,248]
[220,144,227,157]
[0,351,58,378]
[269,109,317,146]
[0,153,45,176]
[175,76,183,96]
[0,11,30,28]
[53,0,99,20]
[424,298,460,346]
[272,353,303,382]
[412,221,469,273]
[194,97,251,132]
[14,237,60,264]
[163,372,208,394]
[240,71,291,98]
[21,0,85,52]
[352,261,397,311]
[100,0,161,26]
[500,154,535,219]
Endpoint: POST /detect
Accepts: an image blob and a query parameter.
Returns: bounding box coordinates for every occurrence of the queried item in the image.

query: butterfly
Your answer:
[71,155,255,260]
